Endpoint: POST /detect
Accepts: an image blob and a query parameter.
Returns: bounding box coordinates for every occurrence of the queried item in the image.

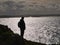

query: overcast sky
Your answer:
[0,0,60,17]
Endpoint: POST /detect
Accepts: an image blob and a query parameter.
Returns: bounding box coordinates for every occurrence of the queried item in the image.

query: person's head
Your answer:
[21,17,24,20]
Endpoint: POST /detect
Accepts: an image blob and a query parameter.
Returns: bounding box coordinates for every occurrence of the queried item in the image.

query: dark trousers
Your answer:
[20,29,25,38]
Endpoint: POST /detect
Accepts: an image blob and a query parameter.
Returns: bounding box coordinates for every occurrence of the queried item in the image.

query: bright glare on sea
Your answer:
[0,16,60,44]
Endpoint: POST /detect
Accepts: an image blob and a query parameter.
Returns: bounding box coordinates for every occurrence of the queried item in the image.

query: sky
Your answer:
[0,0,60,17]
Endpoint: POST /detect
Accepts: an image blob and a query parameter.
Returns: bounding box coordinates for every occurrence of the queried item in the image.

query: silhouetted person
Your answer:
[18,17,26,38]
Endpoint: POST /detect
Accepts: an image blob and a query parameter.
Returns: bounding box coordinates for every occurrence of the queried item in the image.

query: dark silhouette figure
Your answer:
[18,17,26,37]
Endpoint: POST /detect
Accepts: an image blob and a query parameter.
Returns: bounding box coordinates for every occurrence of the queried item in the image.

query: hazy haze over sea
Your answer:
[0,16,60,44]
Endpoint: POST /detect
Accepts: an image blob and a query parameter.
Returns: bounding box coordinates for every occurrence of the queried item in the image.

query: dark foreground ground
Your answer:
[0,24,60,45]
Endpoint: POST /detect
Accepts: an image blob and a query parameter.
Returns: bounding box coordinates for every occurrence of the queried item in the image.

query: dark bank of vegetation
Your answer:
[0,24,59,45]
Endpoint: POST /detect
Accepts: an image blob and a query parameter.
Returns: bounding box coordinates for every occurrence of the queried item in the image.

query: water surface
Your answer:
[0,16,60,44]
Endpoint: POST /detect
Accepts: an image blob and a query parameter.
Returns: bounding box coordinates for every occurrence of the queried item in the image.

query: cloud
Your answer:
[0,0,60,17]
[0,1,26,16]
[1,1,26,10]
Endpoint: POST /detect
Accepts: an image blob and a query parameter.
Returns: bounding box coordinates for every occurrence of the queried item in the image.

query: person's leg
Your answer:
[21,29,24,37]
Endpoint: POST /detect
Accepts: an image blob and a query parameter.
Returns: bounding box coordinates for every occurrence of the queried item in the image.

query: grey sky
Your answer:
[0,0,60,17]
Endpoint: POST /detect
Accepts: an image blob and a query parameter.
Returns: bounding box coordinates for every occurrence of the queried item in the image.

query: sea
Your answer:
[0,16,60,44]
